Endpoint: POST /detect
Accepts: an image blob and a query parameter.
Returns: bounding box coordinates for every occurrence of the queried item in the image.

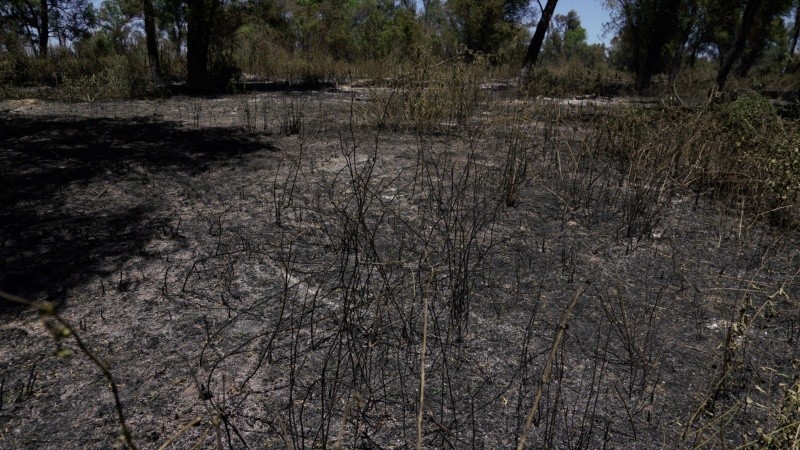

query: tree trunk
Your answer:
[637,39,665,91]
[668,46,684,84]
[735,48,760,77]
[520,0,559,84]
[786,1,800,72]
[38,0,48,57]
[186,0,209,88]
[716,0,762,92]
[143,0,161,85]
[669,3,698,84]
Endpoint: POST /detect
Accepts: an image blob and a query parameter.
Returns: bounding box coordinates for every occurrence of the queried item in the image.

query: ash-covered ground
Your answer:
[1,89,798,449]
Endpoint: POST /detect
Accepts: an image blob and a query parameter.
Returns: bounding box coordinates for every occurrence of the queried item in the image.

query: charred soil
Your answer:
[1,89,798,449]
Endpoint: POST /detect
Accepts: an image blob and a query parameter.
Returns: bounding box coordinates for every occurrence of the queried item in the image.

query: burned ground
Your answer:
[0,90,798,449]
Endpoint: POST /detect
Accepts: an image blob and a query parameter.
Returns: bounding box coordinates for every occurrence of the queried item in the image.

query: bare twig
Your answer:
[416,268,433,450]
[157,416,203,450]
[0,290,138,450]
[517,285,586,450]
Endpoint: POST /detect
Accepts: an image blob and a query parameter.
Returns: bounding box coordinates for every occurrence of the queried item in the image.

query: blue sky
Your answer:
[551,0,613,45]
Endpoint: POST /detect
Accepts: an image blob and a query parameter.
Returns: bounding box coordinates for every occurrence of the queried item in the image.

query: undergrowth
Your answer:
[597,92,800,228]
[367,50,489,132]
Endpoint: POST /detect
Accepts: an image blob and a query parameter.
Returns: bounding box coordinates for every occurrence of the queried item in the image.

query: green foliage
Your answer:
[607,0,796,91]
[96,0,140,53]
[542,10,605,68]
[59,51,153,100]
[600,93,800,226]
[524,59,629,97]
[734,0,793,76]
[607,0,690,90]
[719,93,800,221]
[0,34,155,100]
[0,32,30,86]
[0,59,13,88]
[523,9,620,96]
[234,25,358,85]
[295,0,424,61]
[445,0,530,63]
[154,0,187,48]
[560,10,588,54]
[1,0,96,54]
[0,0,795,96]
[360,1,423,61]
[719,91,781,137]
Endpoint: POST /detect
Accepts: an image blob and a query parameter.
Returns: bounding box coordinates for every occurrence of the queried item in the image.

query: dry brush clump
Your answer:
[593,93,800,230]
[0,42,163,101]
[522,60,632,98]
[541,92,800,449]
[367,51,490,133]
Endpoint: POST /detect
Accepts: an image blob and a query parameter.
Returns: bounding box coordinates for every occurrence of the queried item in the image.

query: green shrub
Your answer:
[720,92,782,137]
[0,57,15,86]
[60,52,152,101]
[598,92,800,227]
[716,93,800,224]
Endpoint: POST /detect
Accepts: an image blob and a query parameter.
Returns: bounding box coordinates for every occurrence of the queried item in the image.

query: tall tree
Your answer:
[38,0,49,55]
[542,9,588,60]
[520,0,557,80]
[665,0,792,75]
[790,0,800,57]
[734,0,792,76]
[186,0,212,87]
[560,10,587,54]
[666,0,699,81]
[154,0,186,50]
[96,0,139,53]
[446,0,530,59]
[607,0,686,91]
[185,0,242,89]
[50,0,95,46]
[0,0,94,56]
[715,0,762,91]
[787,0,800,72]
[143,0,161,84]
[355,0,422,61]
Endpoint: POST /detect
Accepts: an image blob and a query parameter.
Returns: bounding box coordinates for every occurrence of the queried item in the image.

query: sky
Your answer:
[551,0,613,46]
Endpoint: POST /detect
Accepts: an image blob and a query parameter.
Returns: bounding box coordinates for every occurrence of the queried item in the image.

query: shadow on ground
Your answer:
[0,112,276,309]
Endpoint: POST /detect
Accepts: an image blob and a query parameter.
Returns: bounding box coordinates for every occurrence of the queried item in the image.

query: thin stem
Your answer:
[0,290,138,450]
[517,285,586,450]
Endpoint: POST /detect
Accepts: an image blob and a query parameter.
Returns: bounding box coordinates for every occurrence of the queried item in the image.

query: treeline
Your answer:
[609,0,800,91]
[0,0,798,95]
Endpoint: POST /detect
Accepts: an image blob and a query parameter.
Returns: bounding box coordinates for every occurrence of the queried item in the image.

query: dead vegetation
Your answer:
[1,75,799,449]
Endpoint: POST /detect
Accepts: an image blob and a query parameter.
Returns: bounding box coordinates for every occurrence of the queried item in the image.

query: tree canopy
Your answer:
[606,0,798,90]
[1,0,798,92]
